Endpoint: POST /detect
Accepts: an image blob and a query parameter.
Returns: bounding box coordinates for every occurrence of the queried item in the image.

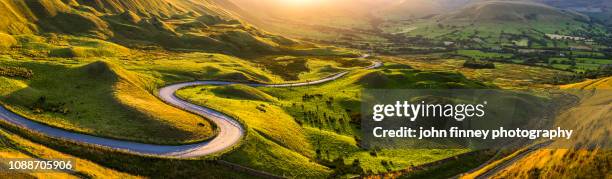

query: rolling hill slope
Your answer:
[537,0,612,26]
[440,1,588,22]
[0,0,319,55]
[384,0,609,48]
[0,0,111,36]
[374,0,446,20]
[489,77,612,178]
[0,60,215,144]
[218,0,395,41]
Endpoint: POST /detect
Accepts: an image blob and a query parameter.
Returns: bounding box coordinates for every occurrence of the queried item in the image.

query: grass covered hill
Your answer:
[440,1,588,22]
[0,0,234,35]
[484,77,612,178]
[537,0,612,26]
[0,58,216,145]
[72,0,233,18]
[382,0,609,49]
[0,0,332,56]
[174,61,496,177]
[374,0,446,20]
[0,0,111,36]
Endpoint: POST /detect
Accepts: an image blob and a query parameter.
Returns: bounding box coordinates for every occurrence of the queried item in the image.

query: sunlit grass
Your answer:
[0,129,140,178]
[176,63,486,176]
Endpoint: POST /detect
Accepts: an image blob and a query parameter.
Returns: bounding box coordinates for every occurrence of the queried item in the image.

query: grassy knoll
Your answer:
[117,52,366,84]
[122,52,282,83]
[176,62,488,177]
[249,55,370,81]
[0,129,140,178]
[0,58,215,145]
[176,85,326,177]
[212,85,277,102]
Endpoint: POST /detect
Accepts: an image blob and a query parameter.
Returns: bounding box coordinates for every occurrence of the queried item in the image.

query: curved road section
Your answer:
[0,61,382,158]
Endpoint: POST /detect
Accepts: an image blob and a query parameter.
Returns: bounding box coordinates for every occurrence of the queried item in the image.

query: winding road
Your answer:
[0,60,382,158]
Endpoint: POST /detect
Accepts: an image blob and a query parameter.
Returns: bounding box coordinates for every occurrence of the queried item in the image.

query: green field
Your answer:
[1,39,572,177]
[456,50,513,59]
[0,41,380,177]
[549,57,612,72]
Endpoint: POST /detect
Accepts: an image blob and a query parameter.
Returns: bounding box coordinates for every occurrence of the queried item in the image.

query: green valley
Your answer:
[0,0,609,178]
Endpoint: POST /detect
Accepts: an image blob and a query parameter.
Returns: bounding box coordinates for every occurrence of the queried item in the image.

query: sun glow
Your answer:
[281,0,324,6]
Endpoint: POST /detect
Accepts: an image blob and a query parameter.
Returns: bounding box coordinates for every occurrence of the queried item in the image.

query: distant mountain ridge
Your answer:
[440,1,589,22]
[535,0,612,25]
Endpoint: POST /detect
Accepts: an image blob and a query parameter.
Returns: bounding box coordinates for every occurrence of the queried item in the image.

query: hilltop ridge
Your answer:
[440,1,588,22]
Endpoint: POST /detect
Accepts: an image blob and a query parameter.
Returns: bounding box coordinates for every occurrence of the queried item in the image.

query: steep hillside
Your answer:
[489,77,612,178]
[537,0,612,26]
[75,0,195,17]
[0,0,111,37]
[72,0,237,18]
[0,0,237,34]
[0,0,317,55]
